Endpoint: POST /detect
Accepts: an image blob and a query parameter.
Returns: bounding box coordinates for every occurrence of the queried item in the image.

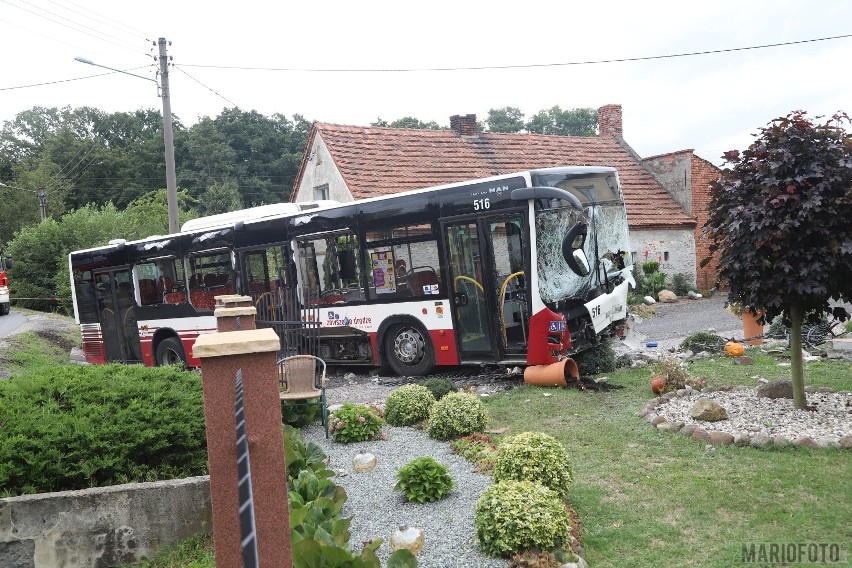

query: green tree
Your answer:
[199,179,242,215]
[371,116,443,129]
[704,111,852,409]
[485,107,525,132]
[525,106,597,136]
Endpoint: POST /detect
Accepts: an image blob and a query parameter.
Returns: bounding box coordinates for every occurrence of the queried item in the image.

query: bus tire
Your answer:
[0,303,9,316]
[155,337,187,367]
[384,322,435,377]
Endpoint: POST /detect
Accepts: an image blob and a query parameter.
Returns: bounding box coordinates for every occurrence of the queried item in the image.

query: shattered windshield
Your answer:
[536,191,632,303]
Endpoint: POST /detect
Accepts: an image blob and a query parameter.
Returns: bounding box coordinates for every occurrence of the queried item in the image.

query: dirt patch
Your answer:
[33,329,78,353]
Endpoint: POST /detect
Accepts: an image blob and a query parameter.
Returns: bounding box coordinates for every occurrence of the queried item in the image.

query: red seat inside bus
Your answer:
[406,267,440,297]
[138,279,158,305]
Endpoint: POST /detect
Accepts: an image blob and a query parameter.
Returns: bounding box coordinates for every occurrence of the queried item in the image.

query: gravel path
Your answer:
[300,423,507,567]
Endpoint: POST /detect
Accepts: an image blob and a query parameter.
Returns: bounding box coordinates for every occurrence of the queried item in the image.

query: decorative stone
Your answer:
[708,431,735,446]
[756,380,793,399]
[680,424,697,437]
[735,356,754,365]
[733,433,751,446]
[391,525,424,554]
[651,415,667,426]
[772,435,791,447]
[794,436,819,448]
[658,290,678,303]
[352,451,377,473]
[643,295,656,305]
[689,398,728,422]
[669,421,685,432]
[839,436,852,449]
[691,427,709,441]
[646,413,659,424]
[750,433,771,447]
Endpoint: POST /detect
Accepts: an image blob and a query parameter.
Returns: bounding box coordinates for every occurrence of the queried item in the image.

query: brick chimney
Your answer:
[597,104,623,138]
[450,114,477,136]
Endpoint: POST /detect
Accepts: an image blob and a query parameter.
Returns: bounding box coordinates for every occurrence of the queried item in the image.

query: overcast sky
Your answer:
[2,0,850,166]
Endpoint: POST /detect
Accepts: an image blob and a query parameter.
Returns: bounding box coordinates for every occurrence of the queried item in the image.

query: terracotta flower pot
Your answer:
[742,310,765,346]
[651,375,666,394]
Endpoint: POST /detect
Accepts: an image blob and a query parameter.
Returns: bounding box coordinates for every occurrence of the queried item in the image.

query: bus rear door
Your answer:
[93,268,142,363]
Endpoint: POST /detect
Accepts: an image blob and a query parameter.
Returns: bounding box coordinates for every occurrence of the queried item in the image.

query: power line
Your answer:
[0,66,155,91]
[173,65,242,111]
[179,33,852,73]
[45,0,153,43]
[1,0,148,56]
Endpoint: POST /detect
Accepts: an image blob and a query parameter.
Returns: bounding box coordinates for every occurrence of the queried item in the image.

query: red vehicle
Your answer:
[0,251,10,316]
[69,167,634,373]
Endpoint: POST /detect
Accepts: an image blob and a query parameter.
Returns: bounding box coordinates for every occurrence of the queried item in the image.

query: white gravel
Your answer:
[300,423,507,568]
[653,388,852,443]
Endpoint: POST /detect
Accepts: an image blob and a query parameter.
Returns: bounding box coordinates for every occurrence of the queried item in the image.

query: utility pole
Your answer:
[37,188,47,221]
[158,38,179,234]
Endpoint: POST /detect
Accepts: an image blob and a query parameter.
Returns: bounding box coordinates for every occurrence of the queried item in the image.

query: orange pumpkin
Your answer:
[724,341,745,357]
[651,375,667,394]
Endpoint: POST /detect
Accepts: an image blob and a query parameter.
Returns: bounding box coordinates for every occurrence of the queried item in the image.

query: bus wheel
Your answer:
[155,337,187,367]
[0,303,9,316]
[384,323,434,377]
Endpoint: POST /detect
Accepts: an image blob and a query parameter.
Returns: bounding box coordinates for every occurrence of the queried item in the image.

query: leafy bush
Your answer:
[475,480,571,557]
[450,433,498,473]
[614,353,633,369]
[0,364,207,496]
[394,456,454,503]
[671,273,692,296]
[420,377,457,400]
[426,391,488,441]
[641,260,667,299]
[281,400,323,427]
[329,402,384,443]
[573,342,616,376]
[493,432,573,498]
[680,331,726,353]
[384,384,435,426]
[654,355,691,392]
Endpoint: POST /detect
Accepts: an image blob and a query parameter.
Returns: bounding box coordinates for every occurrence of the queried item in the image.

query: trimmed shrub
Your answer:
[0,364,207,496]
[384,384,435,426]
[394,456,454,503]
[671,273,692,296]
[420,377,457,400]
[493,432,573,498]
[573,342,616,376]
[329,402,384,443]
[680,331,726,353]
[475,480,571,557]
[426,391,488,441]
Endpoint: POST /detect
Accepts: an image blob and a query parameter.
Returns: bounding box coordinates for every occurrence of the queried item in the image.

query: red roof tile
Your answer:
[300,123,695,229]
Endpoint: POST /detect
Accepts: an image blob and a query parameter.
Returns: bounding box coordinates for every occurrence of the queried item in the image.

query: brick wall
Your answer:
[691,155,722,290]
[450,114,477,136]
[597,104,623,138]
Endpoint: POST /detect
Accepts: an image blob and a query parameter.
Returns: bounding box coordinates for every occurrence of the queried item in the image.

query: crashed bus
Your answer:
[69,166,633,376]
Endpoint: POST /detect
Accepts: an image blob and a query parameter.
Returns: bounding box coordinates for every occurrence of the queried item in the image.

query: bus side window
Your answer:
[298,232,363,305]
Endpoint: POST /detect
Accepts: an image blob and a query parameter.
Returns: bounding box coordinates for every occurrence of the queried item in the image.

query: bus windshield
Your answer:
[535,174,633,303]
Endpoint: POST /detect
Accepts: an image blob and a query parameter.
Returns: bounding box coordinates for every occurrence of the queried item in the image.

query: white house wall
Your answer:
[294,135,354,203]
[629,228,696,286]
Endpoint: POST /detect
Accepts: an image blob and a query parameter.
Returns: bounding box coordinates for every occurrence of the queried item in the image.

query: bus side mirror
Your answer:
[4,255,11,269]
[562,222,591,277]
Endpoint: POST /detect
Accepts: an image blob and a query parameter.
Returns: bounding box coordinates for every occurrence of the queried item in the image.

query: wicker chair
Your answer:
[278,355,328,437]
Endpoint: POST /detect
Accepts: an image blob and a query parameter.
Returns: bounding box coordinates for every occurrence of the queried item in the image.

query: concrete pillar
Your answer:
[215,294,254,308]
[192,328,291,568]
[214,305,257,332]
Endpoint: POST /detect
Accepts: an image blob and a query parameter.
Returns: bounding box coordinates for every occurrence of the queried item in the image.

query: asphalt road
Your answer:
[0,309,27,339]
[631,295,743,345]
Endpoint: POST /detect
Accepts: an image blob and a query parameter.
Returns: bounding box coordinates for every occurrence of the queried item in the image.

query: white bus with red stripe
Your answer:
[69,167,633,374]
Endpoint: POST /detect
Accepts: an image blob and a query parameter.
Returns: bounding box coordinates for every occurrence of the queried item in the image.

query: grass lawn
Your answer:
[482,349,852,568]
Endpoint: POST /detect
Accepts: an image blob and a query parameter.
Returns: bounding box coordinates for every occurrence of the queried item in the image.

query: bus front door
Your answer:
[93,268,142,363]
[444,221,495,359]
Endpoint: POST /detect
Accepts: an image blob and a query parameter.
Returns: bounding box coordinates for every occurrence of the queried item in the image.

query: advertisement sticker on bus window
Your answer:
[371,250,396,294]
[423,284,439,295]
[549,320,567,332]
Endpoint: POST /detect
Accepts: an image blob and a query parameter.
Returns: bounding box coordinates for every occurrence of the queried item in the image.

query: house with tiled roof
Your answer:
[291,104,720,288]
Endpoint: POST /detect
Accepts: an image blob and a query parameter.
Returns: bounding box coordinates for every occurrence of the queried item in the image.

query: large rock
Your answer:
[658,290,678,303]
[689,397,728,422]
[756,380,793,399]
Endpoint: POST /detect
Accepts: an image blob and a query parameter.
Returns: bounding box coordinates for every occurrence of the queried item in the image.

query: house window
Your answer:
[664,252,670,261]
[314,184,329,201]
